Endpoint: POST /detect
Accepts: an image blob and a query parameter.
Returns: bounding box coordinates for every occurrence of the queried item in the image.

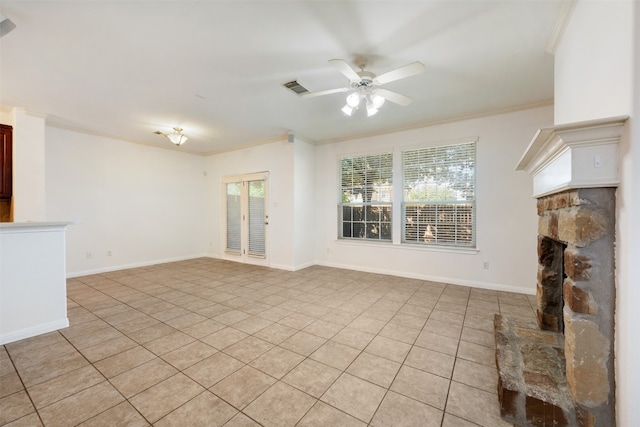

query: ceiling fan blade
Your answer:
[329,59,361,82]
[376,89,413,106]
[374,61,425,85]
[300,87,349,98]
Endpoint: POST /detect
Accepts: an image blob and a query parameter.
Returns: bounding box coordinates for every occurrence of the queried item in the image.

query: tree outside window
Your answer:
[403,142,475,247]
[339,153,392,241]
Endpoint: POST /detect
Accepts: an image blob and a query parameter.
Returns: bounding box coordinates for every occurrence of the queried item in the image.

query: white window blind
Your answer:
[402,142,475,247]
[248,180,266,257]
[339,152,393,241]
[226,182,242,253]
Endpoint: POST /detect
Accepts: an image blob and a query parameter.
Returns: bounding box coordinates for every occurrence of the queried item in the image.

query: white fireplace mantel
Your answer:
[516,116,629,198]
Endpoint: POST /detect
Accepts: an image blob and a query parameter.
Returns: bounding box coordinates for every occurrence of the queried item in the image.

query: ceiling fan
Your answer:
[302,59,425,116]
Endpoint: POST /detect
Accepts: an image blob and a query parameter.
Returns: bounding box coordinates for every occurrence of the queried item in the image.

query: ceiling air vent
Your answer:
[283,80,311,96]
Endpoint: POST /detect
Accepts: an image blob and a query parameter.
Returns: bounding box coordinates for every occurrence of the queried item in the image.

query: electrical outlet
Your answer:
[107,250,112,256]
[483,261,489,269]
[86,252,92,259]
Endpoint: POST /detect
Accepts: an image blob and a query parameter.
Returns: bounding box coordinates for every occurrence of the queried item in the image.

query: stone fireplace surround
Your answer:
[494,116,627,426]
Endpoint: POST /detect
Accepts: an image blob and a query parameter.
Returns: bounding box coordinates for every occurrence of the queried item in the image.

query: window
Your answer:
[402,142,475,247]
[339,153,393,241]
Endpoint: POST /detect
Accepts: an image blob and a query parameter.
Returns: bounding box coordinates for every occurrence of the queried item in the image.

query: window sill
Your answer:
[335,239,480,255]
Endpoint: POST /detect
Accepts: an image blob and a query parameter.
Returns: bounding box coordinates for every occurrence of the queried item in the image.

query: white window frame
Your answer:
[338,152,393,242]
[401,141,476,248]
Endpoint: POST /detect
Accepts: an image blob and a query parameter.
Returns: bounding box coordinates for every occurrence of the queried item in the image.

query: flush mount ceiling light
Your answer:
[154,127,188,146]
[301,58,425,117]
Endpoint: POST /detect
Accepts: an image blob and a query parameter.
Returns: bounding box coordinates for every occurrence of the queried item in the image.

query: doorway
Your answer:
[0,124,12,222]
[222,172,269,265]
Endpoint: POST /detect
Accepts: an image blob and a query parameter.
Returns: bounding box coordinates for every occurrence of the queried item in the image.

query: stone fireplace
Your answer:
[494,116,627,426]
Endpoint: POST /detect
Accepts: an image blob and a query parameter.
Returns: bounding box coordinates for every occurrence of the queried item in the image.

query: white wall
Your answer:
[624,10,640,419]
[554,1,633,125]
[205,139,296,270]
[293,137,316,269]
[313,105,553,293]
[45,127,208,276]
[12,109,47,221]
[554,1,638,425]
[625,5,640,421]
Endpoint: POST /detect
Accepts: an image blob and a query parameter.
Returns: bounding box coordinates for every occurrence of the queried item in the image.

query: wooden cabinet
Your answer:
[0,124,12,199]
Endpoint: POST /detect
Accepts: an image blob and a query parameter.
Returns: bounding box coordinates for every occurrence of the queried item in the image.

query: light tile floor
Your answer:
[0,258,538,426]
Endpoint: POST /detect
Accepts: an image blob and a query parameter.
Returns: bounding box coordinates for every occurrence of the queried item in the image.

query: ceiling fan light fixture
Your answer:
[307,58,423,118]
[346,92,361,108]
[366,101,379,117]
[341,105,355,116]
[372,94,385,109]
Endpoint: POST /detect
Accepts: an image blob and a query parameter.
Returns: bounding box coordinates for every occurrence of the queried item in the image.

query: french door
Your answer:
[223,172,269,265]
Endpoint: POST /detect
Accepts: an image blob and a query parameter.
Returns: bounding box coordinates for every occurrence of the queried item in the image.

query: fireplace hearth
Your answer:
[495,116,627,426]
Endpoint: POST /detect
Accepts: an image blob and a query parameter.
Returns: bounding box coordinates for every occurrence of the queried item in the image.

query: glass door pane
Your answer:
[248,180,266,258]
[226,182,242,254]
[222,172,268,265]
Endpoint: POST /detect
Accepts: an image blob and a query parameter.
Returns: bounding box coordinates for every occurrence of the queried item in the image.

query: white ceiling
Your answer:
[0,1,562,155]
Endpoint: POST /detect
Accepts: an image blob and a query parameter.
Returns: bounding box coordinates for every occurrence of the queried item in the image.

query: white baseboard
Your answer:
[0,318,69,346]
[292,261,316,271]
[315,260,535,295]
[269,262,315,272]
[268,263,294,271]
[69,254,534,295]
[67,253,208,278]
[204,254,314,273]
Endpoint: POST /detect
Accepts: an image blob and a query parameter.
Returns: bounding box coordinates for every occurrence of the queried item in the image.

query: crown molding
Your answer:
[14,108,48,119]
[319,99,554,146]
[46,121,205,156]
[545,0,577,54]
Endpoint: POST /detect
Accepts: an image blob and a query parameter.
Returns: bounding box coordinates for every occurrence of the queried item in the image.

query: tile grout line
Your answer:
[58,310,156,426]
[3,341,46,426]
[439,283,470,427]
[2,260,528,426]
[359,279,443,426]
